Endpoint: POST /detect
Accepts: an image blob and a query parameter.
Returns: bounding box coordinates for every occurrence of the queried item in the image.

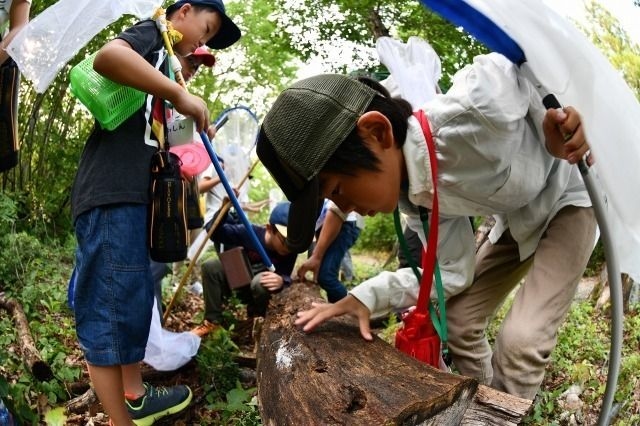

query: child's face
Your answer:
[265,226,289,256]
[171,5,222,56]
[178,54,201,81]
[318,111,405,217]
[319,148,404,217]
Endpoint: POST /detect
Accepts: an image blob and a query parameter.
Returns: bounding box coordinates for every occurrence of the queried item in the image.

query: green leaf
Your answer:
[43,406,67,426]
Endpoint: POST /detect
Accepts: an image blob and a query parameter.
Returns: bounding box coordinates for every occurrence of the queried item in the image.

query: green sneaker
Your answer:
[125,383,192,426]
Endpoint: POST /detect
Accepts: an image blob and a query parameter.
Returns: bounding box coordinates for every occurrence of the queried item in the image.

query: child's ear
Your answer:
[178,3,192,17]
[171,3,192,23]
[356,111,395,149]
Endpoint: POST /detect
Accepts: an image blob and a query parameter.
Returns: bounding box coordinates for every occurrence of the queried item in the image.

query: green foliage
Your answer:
[0,376,39,425]
[196,330,241,404]
[377,312,401,345]
[394,2,489,90]
[354,213,396,252]
[196,330,260,425]
[521,302,640,424]
[246,163,280,226]
[280,0,486,88]
[346,250,391,289]
[552,303,609,372]
[585,239,605,276]
[0,1,638,424]
[0,226,77,424]
[0,192,17,229]
[209,383,260,425]
[523,387,565,425]
[580,1,640,99]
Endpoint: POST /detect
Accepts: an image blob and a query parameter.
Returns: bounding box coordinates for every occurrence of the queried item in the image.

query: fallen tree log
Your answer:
[0,291,53,381]
[257,281,478,425]
[461,385,532,425]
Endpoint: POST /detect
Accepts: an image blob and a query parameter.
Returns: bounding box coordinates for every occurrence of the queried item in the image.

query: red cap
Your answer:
[192,47,216,67]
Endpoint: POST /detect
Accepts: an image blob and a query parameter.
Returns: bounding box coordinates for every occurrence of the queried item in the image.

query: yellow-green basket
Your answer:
[70,52,146,131]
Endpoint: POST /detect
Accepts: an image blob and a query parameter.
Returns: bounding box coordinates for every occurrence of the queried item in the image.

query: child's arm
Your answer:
[0,0,31,65]
[93,39,210,131]
[296,208,343,282]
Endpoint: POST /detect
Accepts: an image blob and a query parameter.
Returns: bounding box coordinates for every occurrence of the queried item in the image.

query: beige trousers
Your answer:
[446,206,597,400]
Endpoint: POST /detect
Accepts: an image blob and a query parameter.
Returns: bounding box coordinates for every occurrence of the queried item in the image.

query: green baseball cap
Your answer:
[257,74,378,253]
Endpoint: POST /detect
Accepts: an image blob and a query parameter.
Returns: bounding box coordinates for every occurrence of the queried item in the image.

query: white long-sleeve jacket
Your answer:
[351,53,591,318]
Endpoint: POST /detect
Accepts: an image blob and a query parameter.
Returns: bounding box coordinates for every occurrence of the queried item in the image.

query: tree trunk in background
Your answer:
[591,266,635,313]
[368,8,390,41]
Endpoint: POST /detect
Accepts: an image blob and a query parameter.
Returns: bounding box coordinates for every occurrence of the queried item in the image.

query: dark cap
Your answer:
[167,0,241,49]
[257,74,377,253]
[269,201,290,238]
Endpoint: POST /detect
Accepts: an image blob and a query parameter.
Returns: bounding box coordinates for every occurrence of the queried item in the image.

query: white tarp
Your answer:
[463,0,640,281]
[7,0,161,93]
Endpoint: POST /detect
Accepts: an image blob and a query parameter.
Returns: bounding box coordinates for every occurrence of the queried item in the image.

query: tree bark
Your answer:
[460,385,532,425]
[368,8,390,41]
[591,265,635,314]
[257,281,478,425]
[0,292,53,381]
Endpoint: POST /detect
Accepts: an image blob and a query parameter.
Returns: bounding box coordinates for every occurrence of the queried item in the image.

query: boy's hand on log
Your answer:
[295,294,373,341]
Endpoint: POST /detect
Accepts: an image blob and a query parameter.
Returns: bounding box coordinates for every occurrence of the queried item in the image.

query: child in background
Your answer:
[69,1,240,424]
[296,199,363,302]
[166,46,218,301]
[153,45,217,317]
[192,202,296,337]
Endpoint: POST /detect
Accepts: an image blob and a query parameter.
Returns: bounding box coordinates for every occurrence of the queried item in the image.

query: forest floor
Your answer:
[6,253,613,425]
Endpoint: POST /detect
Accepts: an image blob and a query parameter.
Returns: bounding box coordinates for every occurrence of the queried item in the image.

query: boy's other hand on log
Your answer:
[295,295,374,341]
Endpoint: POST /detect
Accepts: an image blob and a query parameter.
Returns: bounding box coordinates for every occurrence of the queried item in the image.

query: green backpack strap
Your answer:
[393,207,449,362]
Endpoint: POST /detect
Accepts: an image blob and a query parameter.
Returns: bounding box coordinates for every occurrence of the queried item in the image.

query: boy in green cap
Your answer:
[256,53,595,401]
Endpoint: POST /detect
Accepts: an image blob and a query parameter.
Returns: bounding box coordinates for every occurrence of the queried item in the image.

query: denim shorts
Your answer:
[73,204,153,366]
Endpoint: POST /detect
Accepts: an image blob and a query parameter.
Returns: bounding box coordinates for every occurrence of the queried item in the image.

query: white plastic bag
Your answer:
[375,36,442,110]
[144,299,201,371]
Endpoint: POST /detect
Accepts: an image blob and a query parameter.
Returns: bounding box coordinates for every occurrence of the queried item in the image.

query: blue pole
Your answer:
[199,130,275,271]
